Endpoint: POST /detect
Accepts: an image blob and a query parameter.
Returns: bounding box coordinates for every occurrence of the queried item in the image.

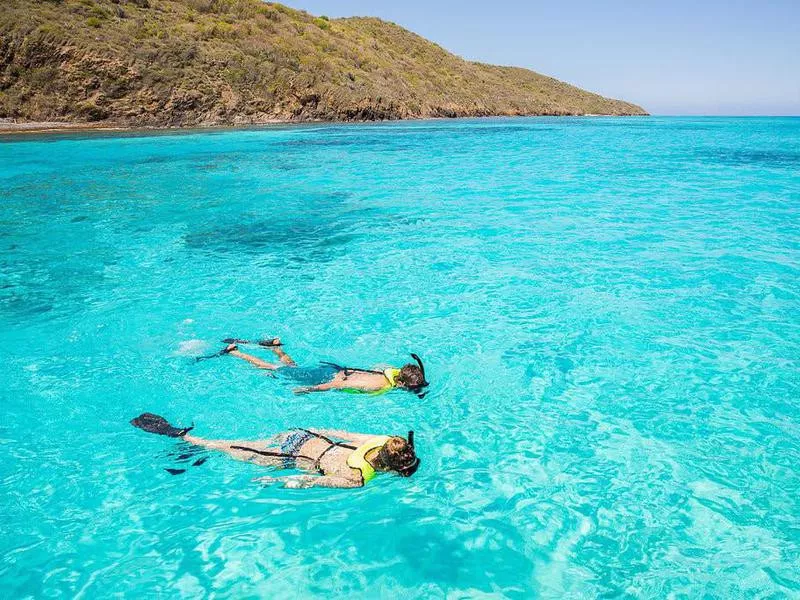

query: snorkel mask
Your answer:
[396,430,420,477]
[407,353,430,398]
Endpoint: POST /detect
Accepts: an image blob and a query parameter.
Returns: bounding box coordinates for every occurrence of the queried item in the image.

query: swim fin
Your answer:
[221,337,282,347]
[131,413,193,438]
[195,344,236,362]
[257,338,283,347]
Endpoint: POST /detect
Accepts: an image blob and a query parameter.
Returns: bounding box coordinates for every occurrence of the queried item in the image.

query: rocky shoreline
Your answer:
[0,119,122,133]
[0,113,647,136]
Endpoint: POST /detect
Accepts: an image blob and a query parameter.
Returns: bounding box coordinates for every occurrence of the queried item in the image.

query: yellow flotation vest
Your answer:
[346,435,390,484]
[342,368,401,396]
[381,368,401,390]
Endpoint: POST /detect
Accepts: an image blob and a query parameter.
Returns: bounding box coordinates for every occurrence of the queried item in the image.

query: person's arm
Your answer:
[293,381,338,394]
[293,375,384,394]
[230,349,279,370]
[254,474,361,489]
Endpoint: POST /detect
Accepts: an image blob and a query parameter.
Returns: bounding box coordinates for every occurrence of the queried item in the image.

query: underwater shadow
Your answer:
[695,148,800,169]
[183,192,382,263]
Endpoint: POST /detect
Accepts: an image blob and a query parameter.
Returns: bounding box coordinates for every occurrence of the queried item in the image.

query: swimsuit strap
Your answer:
[230,445,318,465]
[231,430,359,474]
[296,428,357,450]
[293,429,359,471]
[319,361,387,377]
[312,444,338,471]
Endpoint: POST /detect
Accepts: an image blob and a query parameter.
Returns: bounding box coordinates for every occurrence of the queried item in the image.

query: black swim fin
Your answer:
[221,337,283,347]
[131,413,193,438]
[195,344,236,362]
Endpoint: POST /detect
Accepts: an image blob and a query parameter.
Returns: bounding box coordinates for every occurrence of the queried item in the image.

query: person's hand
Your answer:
[252,475,315,488]
[293,386,310,395]
[283,475,315,489]
[253,476,278,485]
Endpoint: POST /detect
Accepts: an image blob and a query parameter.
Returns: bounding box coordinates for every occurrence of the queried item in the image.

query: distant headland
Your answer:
[0,0,647,130]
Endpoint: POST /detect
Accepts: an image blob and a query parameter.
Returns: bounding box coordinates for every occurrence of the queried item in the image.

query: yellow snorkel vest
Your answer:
[342,368,401,396]
[382,368,401,388]
[346,435,390,484]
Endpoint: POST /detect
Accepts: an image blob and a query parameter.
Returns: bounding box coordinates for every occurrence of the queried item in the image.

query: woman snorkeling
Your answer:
[130,413,420,489]
[201,337,429,396]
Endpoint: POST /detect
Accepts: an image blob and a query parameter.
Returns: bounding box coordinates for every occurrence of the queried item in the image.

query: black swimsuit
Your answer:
[231,429,356,473]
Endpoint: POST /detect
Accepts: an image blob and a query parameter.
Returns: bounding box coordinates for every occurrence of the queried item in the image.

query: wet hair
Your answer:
[377,436,419,476]
[396,364,425,389]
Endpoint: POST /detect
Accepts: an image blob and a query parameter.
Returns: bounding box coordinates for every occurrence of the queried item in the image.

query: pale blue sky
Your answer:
[282,0,800,115]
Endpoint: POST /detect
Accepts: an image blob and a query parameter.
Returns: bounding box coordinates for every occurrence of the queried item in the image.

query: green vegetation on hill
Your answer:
[0,0,647,126]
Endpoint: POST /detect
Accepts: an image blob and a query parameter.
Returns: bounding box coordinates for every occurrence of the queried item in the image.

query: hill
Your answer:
[0,0,647,127]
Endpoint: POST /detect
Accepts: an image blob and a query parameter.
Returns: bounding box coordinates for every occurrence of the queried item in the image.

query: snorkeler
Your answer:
[130,413,419,489]
[204,337,429,396]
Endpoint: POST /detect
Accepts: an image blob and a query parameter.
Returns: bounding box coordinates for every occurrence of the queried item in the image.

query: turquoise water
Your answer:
[1,117,799,597]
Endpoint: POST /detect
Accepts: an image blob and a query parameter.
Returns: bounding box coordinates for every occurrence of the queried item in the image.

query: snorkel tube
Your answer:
[408,353,430,398]
[396,430,420,477]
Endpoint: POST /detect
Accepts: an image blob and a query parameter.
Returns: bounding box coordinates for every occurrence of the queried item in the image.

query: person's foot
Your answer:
[262,337,295,366]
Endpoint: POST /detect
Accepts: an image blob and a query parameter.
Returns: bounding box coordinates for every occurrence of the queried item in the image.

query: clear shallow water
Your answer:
[1,117,799,598]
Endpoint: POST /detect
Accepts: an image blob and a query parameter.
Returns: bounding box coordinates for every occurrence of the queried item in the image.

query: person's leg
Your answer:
[226,344,280,370]
[265,337,296,366]
[132,414,288,467]
[182,434,284,467]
